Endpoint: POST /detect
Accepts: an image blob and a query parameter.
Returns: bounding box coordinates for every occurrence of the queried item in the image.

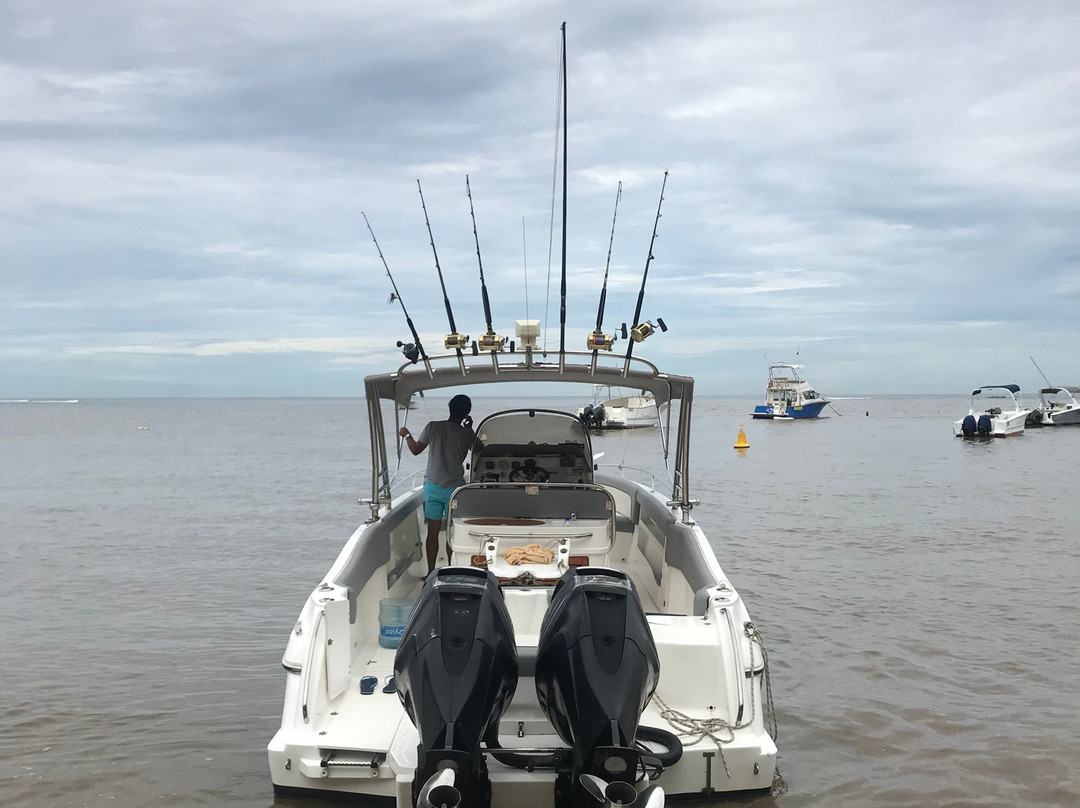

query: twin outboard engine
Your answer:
[534,568,661,808]
[960,414,977,437]
[394,568,518,808]
[579,404,606,430]
[977,413,993,436]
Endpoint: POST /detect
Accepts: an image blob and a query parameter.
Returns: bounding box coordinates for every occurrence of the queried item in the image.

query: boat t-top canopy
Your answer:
[972,384,1021,396]
[364,355,692,409]
[362,350,696,515]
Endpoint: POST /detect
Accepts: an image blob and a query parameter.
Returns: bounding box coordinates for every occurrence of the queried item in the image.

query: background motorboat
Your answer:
[578,386,660,429]
[953,384,1034,437]
[751,362,830,419]
[1037,385,1080,426]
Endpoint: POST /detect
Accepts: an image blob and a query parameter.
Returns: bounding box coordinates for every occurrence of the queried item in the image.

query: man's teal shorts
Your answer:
[423,481,456,520]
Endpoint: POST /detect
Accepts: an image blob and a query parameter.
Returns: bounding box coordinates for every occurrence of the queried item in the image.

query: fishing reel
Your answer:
[396,340,421,363]
[477,332,505,352]
[444,332,469,351]
[629,318,667,343]
[586,331,616,351]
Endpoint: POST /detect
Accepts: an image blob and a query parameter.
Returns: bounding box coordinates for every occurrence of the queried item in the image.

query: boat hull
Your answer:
[752,401,828,419]
[1047,406,1080,426]
[952,412,1029,438]
[268,478,778,806]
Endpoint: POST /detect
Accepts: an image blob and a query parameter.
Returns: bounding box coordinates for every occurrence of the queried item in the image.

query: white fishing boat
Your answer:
[751,362,829,419]
[267,334,779,807]
[1036,385,1080,426]
[953,384,1034,438]
[268,26,777,808]
[577,386,660,429]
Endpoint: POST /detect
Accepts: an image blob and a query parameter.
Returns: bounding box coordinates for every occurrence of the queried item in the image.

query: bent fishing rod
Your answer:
[417,180,468,367]
[623,171,669,374]
[465,174,505,354]
[361,211,429,366]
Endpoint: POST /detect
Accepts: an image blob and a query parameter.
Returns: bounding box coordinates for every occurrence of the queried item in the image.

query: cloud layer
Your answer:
[3,1,1079,397]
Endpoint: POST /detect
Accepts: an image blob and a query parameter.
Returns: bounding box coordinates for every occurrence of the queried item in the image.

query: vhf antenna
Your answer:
[588,181,622,356]
[417,180,468,362]
[622,171,669,373]
[362,211,429,366]
[558,21,569,367]
[465,174,505,353]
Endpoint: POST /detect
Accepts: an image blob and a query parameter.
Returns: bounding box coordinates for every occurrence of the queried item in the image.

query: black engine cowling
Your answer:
[393,568,518,808]
[534,567,660,807]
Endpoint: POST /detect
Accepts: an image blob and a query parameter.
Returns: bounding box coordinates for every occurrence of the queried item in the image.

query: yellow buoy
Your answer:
[734,425,749,449]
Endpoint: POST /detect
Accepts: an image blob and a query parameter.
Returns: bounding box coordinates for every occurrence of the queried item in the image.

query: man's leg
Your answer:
[424,517,441,573]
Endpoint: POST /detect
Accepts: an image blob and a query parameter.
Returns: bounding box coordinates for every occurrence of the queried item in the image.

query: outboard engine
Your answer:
[961,414,977,437]
[977,413,993,436]
[394,568,518,808]
[591,404,606,430]
[534,568,661,808]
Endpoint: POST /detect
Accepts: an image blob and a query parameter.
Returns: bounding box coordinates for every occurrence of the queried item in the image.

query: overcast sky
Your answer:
[3,1,1078,398]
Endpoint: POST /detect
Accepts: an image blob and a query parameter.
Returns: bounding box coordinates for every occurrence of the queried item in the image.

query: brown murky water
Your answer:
[3,396,1078,807]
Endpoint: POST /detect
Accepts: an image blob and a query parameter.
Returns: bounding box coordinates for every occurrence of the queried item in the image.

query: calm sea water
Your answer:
[2,396,1078,808]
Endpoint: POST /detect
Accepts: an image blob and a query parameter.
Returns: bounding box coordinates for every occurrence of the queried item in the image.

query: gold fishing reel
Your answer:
[477,332,505,352]
[630,317,667,343]
[444,332,469,351]
[586,332,616,351]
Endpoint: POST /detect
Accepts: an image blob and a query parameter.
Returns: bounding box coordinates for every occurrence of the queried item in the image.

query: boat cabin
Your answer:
[450,409,614,585]
[470,409,594,485]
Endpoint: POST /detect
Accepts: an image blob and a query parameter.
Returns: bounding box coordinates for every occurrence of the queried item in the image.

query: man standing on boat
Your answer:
[398,394,476,575]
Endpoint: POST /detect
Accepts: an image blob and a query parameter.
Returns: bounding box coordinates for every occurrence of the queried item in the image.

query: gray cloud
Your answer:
[3,0,1079,397]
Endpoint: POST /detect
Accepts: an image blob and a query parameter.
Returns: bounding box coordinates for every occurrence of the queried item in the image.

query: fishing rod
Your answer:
[623,172,670,371]
[1030,355,1052,387]
[361,211,428,365]
[587,181,622,353]
[417,180,468,355]
[465,174,505,352]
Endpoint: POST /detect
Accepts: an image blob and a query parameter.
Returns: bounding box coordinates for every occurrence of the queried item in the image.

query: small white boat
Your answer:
[577,386,659,429]
[751,362,829,419]
[1036,386,1080,426]
[953,384,1034,437]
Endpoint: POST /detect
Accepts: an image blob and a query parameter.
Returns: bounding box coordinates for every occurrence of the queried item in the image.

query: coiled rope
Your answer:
[653,622,786,795]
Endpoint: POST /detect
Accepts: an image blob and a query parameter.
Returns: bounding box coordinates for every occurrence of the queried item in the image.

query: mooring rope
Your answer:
[653,622,786,794]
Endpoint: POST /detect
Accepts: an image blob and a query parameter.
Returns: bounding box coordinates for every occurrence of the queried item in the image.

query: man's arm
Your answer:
[398,426,427,456]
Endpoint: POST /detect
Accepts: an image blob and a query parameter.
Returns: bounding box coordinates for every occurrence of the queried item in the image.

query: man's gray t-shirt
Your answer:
[417,420,475,488]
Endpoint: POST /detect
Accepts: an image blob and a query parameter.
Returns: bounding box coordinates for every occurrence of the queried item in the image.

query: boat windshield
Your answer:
[476,409,590,449]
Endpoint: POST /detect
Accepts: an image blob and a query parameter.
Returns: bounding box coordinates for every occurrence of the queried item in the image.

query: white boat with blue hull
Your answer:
[752,362,829,419]
[267,344,780,807]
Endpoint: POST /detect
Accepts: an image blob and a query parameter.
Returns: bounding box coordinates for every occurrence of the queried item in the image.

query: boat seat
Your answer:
[446,483,615,564]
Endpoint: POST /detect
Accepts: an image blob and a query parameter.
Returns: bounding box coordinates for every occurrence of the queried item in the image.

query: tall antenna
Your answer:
[623,172,670,371]
[558,21,568,361]
[417,180,467,354]
[465,175,504,352]
[522,216,530,321]
[362,211,428,365]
